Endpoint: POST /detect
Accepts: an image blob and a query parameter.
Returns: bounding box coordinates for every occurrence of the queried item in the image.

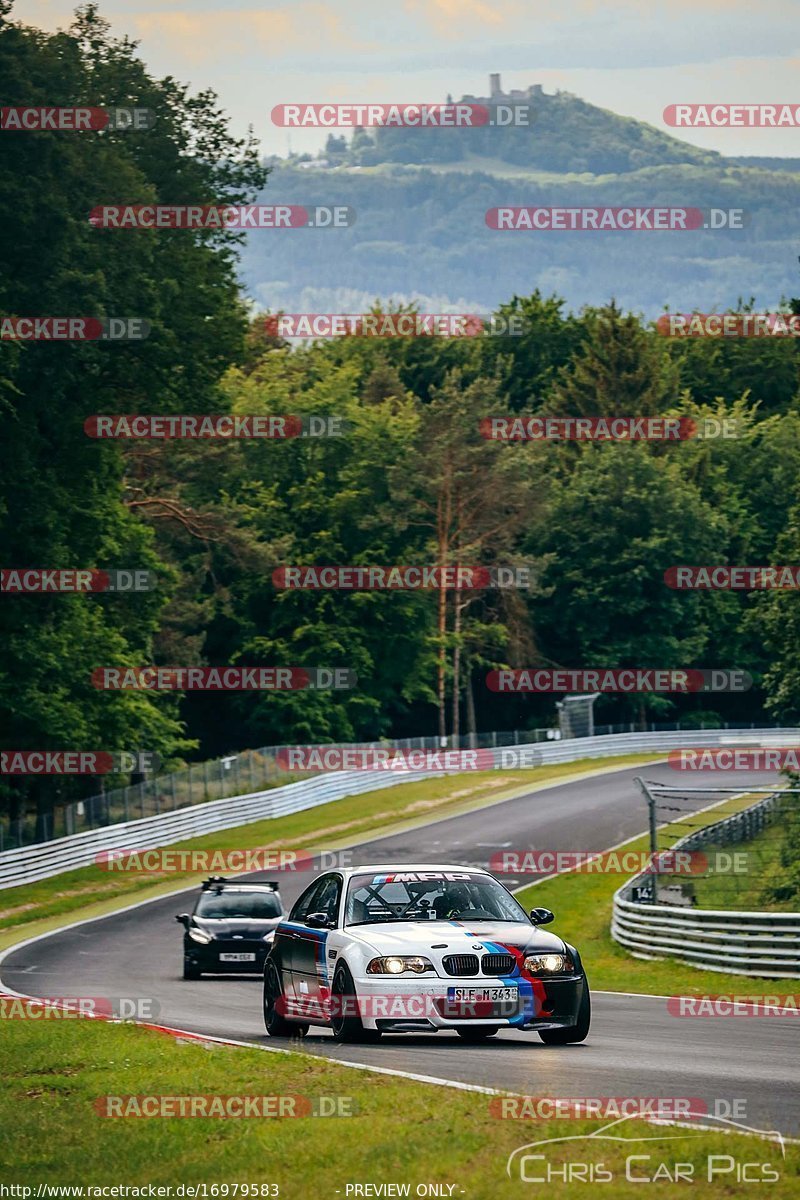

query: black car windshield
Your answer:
[196,891,282,919]
[345,871,529,926]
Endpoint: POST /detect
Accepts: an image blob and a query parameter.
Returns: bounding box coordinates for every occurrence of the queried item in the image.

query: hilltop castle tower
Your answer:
[486,74,544,101]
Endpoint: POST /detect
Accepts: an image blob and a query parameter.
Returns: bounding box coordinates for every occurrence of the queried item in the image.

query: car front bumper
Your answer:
[351,973,585,1031]
[185,940,271,974]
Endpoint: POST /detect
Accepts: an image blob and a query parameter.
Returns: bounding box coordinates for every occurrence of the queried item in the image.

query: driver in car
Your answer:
[433,882,474,919]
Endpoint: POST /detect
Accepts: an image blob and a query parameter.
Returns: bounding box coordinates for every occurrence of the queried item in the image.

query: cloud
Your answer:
[130,3,377,64]
[403,0,512,36]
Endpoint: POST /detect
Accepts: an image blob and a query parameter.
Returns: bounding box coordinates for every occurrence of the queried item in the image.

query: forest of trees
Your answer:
[2,5,800,832]
[243,160,800,319]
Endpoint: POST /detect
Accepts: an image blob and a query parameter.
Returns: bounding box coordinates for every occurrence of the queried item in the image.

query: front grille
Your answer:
[481,954,516,975]
[434,996,524,1020]
[442,954,479,976]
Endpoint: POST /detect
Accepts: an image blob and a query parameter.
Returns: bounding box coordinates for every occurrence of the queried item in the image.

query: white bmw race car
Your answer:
[262,863,590,1043]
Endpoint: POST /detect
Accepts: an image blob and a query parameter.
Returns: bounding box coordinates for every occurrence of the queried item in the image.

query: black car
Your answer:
[176,876,285,979]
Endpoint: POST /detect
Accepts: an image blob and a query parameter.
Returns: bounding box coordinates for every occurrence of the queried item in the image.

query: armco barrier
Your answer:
[2,726,797,890]
[612,790,800,979]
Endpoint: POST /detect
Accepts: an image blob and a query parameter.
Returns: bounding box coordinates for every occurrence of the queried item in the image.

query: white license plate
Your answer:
[219,952,256,962]
[447,986,518,1003]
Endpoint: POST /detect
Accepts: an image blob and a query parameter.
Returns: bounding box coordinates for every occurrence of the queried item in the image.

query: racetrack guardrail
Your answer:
[612,789,800,979]
[2,726,798,891]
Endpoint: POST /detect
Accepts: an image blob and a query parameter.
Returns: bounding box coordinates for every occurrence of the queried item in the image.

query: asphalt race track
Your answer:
[3,763,798,1137]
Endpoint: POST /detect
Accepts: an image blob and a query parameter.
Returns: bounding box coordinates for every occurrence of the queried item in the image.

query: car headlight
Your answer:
[188,928,213,944]
[366,955,435,975]
[523,952,573,975]
[262,930,275,944]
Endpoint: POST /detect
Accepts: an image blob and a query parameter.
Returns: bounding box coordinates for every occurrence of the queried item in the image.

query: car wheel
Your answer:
[183,961,201,980]
[330,963,381,1043]
[263,961,308,1038]
[456,1026,499,1041]
[539,980,591,1045]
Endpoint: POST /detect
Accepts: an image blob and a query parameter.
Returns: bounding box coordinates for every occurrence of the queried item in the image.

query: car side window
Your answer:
[290,879,325,923]
[314,875,342,923]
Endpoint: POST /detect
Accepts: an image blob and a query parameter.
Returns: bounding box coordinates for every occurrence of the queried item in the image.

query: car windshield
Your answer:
[345,871,529,926]
[195,891,282,919]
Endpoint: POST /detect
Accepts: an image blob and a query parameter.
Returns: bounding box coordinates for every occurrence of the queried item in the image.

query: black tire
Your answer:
[538,980,591,1045]
[263,961,308,1039]
[456,1026,499,1042]
[183,961,201,980]
[330,963,381,1043]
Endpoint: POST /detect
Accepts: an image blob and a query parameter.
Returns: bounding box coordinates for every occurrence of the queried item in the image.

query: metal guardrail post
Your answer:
[634,776,659,902]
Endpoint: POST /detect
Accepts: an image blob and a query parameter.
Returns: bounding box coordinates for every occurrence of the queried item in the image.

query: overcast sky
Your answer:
[13,0,800,158]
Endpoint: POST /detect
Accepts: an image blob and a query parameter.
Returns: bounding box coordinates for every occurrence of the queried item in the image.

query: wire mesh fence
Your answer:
[0,719,781,852]
[636,780,800,912]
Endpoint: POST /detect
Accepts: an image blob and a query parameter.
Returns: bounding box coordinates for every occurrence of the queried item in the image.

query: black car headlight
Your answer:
[262,930,276,944]
[366,956,435,975]
[523,952,573,975]
[188,928,213,945]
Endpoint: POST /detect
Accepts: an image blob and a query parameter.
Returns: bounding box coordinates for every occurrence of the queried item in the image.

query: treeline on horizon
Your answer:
[2,5,800,825]
[243,162,800,319]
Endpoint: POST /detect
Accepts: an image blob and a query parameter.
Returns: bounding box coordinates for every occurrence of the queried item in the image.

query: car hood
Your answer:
[350,920,567,956]
[193,917,282,939]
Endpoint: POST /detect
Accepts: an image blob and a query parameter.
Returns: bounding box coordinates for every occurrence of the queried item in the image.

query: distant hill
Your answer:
[245,78,800,319]
[729,157,800,172]
[316,75,722,176]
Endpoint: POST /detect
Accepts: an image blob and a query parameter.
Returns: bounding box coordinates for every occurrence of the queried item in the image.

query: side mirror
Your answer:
[529,907,555,925]
[175,913,190,927]
[306,911,334,929]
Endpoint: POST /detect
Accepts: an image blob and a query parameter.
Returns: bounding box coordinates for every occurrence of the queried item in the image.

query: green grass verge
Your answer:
[0,755,657,945]
[516,794,790,997]
[0,1017,795,1196]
